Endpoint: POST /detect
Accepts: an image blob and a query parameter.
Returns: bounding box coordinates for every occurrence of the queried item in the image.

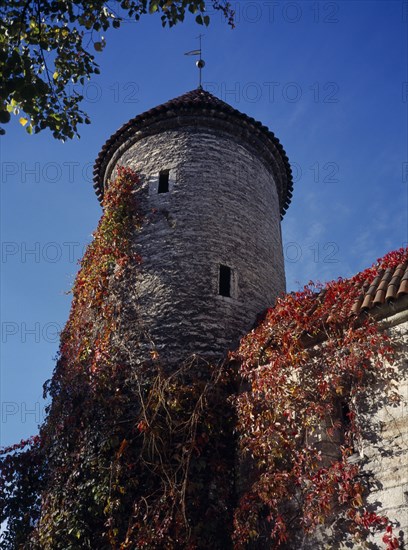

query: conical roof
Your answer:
[93,88,293,217]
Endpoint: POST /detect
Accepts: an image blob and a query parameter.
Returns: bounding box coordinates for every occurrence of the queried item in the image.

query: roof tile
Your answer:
[352,260,408,315]
[398,279,408,296]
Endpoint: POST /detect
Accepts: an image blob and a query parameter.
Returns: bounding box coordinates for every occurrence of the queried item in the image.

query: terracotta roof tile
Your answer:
[352,261,408,315]
[373,267,393,305]
[351,292,365,315]
[399,279,408,296]
[93,88,293,217]
[396,265,408,297]
[297,251,408,348]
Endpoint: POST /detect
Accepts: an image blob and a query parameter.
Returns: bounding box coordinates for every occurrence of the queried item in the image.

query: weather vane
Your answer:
[184,34,205,89]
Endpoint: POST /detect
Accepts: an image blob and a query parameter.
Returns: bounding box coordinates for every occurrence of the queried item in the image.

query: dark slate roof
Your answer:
[352,260,408,316]
[93,88,293,217]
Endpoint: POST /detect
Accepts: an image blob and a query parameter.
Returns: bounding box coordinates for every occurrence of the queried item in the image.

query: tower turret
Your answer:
[93,88,293,363]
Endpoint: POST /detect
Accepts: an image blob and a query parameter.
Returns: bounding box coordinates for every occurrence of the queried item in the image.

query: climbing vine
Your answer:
[0,435,43,548]
[233,248,406,549]
[0,167,235,549]
[0,163,405,549]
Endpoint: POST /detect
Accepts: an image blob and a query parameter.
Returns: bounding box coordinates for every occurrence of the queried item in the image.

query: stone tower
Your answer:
[93,89,293,363]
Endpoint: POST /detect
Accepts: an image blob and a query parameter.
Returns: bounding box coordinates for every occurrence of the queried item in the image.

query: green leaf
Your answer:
[149,1,159,13]
[0,0,234,141]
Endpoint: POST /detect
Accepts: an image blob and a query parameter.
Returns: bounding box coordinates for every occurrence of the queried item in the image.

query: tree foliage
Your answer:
[0,0,234,139]
[0,168,405,547]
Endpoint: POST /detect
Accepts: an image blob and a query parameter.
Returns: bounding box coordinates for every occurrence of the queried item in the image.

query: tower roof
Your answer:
[93,88,293,217]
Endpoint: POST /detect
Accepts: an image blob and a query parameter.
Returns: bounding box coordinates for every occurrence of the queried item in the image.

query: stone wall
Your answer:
[108,126,286,364]
[296,315,408,549]
[361,317,408,547]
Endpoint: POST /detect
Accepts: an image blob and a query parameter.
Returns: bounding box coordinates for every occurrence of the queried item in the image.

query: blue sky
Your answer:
[1,0,407,447]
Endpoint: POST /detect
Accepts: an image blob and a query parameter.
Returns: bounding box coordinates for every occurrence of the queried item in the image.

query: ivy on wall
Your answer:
[0,167,405,548]
[0,167,235,549]
[233,248,405,549]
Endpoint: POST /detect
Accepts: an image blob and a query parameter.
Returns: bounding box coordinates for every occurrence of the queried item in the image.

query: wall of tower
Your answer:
[108,126,286,363]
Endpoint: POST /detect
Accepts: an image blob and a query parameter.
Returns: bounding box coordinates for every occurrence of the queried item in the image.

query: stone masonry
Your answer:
[362,317,408,547]
[92,89,407,546]
[94,89,292,364]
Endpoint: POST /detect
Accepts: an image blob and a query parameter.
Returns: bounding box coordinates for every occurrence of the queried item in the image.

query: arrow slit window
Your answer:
[219,265,232,297]
[158,170,170,194]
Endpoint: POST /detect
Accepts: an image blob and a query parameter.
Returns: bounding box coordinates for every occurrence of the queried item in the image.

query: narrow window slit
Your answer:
[219,265,232,297]
[158,170,170,194]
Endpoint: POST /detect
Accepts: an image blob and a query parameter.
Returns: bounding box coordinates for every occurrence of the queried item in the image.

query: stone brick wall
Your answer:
[362,318,408,547]
[106,126,286,363]
[296,316,408,549]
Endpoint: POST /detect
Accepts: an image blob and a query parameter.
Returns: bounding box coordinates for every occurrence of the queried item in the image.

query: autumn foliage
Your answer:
[233,248,406,549]
[0,167,405,548]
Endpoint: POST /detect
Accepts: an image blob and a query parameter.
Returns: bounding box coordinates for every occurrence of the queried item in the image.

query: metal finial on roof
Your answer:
[184,34,205,89]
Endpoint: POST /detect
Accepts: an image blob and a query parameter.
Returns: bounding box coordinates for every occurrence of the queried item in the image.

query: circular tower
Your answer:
[93,89,293,363]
